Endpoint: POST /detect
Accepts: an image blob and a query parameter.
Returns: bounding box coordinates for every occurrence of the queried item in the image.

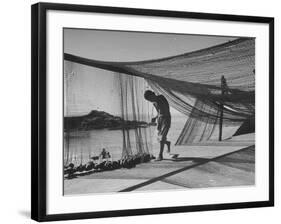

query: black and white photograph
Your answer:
[63,29,255,195]
[0,0,278,223]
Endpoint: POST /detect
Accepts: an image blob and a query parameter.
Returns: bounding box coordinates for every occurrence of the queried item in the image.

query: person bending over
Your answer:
[144,90,171,161]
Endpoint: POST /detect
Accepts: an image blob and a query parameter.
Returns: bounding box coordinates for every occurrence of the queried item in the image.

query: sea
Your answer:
[64,115,186,165]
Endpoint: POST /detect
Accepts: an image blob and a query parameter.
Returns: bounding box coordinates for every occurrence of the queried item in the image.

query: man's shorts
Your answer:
[157,115,171,142]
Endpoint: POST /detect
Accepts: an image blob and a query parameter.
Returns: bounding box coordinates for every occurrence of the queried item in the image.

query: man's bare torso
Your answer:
[153,95,170,117]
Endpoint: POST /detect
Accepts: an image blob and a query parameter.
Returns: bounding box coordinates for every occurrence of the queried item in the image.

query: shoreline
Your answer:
[64,109,153,131]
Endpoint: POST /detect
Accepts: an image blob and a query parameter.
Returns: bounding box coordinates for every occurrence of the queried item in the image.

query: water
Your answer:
[64,115,186,165]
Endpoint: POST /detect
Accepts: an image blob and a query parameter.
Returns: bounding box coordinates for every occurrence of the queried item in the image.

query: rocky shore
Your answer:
[64,110,151,131]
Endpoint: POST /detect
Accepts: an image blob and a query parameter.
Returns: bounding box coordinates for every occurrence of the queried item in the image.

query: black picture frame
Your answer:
[31,2,274,222]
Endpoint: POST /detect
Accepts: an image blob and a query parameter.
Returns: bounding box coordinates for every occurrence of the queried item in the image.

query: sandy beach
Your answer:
[64,133,254,195]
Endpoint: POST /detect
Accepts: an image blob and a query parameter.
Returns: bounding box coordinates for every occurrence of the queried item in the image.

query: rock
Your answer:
[64,110,148,131]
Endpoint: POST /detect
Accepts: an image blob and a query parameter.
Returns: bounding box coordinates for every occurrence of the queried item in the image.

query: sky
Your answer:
[64,29,235,62]
[64,29,236,116]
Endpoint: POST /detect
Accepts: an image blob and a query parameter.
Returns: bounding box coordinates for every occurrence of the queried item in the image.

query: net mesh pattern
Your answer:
[64,37,255,149]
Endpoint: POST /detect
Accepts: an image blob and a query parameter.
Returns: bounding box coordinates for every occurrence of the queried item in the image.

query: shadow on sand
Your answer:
[119,145,254,192]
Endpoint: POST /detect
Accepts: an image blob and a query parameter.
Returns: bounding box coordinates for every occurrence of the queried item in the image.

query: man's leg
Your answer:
[156,117,171,161]
[165,141,171,153]
[162,118,171,153]
[155,141,165,161]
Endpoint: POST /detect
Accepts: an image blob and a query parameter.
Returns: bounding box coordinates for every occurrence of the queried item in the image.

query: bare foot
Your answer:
[155,156,163,161]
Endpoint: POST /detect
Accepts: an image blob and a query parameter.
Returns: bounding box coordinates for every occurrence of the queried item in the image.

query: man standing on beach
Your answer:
[144,90,171,161]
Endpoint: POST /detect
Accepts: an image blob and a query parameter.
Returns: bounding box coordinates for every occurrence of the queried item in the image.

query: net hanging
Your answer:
[64,37,255,154]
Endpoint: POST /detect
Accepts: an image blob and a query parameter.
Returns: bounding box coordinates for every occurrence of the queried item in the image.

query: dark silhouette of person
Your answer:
[99,148,111,160]
[144,90,171,161]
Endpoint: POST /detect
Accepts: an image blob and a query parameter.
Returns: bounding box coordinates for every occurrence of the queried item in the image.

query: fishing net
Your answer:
[115,72,154,158]
[64,61,155,164]
[64,37,255,160]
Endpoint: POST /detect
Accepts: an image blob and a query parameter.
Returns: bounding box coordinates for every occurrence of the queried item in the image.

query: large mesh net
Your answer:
[115,72,154,158]
[64,37,255,161]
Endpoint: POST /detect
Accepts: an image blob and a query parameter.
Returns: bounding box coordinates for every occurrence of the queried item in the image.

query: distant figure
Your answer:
[144,90,171,161]
[99,148,111,161]
[221,75,228,94]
